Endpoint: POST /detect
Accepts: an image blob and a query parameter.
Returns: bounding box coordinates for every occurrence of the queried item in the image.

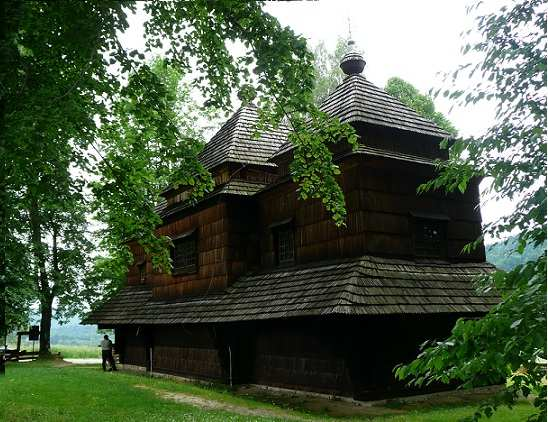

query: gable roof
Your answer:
[84,255,497,325]
[272,75,451,159]
[198,104,288,170]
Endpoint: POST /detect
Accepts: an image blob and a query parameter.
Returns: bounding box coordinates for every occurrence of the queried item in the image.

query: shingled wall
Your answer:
[258,153,484,269]
[112,313,482,398]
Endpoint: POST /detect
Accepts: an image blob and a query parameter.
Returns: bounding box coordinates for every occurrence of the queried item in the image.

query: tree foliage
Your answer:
[90,58,216,289]
[395,1,547,420]
[384,77,458,136]
[1,1,357,343]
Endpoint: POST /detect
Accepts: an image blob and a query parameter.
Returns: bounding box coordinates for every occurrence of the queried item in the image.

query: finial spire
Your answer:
[347,17,353,41]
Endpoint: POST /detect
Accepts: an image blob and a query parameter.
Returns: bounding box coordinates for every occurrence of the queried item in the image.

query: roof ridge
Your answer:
[330,259,366,311]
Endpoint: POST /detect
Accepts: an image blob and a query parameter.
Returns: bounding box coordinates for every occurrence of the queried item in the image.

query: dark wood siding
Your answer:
[150,203,230,298]
[113,315,494,398]
[252,319,352,395]
[258,155,484,268]
[118,326,148,367]
[128,145,485,298]
[152,325,223,380]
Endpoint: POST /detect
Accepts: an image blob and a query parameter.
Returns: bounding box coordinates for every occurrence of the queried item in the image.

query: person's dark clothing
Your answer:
[100,338,117,371]
[101,350,117,371]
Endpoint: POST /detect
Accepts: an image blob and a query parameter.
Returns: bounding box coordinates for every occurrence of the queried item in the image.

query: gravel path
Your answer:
[63,358,102,364]
[134,384,309,421]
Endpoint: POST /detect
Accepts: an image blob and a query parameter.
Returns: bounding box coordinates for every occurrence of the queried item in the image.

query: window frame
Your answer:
[411,214,449,258]
[269,219,295,266]
[138,261,147,284]
[170,229,198,275]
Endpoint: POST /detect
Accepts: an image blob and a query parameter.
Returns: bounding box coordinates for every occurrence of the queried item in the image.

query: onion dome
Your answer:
[340,40,366,76]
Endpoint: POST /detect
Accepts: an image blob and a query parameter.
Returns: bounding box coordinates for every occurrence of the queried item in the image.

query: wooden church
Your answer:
[85,46,497,399]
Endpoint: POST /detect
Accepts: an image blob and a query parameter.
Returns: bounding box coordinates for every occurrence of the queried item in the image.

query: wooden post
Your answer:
[16,332,22,361]
[228,345,233,388]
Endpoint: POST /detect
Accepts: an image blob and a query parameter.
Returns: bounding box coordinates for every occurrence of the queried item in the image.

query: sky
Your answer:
[264,0,497,137]
[261,0,512,236]
[119,0,512,240]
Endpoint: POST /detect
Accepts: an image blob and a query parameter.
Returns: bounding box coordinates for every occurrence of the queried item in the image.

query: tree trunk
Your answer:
[28,196,53,356]
[39,297,53,356]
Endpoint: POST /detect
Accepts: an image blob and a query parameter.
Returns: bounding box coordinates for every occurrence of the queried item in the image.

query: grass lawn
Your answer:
[9,342,100,359]
[0,360,537,422]
[50,345,100,359]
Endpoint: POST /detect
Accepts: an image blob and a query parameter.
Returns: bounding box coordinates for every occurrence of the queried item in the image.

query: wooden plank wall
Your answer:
[225,198,261,283]
[119,326,148,367]
[128,163,276,297]
[153,202,230,298]
[128,135,484,297]
[127,242,146,286]
[355,122,450,160]
[128,198,261,298]
[151,325,224,380]
[252,319,353,395]
[258,154,484,268]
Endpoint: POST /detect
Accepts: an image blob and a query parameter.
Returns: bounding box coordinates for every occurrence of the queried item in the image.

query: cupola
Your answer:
[339,40,366,76]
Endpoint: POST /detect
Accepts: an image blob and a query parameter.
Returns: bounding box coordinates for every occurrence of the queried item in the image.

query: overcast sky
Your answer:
[120,0,511,240]
[265,0,497,138]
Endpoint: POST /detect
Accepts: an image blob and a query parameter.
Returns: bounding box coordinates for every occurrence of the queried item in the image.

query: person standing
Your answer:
[99,334,117,372]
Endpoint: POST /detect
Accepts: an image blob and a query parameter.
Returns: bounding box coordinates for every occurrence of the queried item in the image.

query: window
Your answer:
[171,230,198,274]
[413,218,447,258]
[138,262,146,284]
[269,218,295,266]
[277,227,295,265]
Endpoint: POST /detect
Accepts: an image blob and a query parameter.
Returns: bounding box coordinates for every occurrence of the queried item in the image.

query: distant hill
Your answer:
[7,317,105,347]
[486,235,546,271]
[49,318,103,345]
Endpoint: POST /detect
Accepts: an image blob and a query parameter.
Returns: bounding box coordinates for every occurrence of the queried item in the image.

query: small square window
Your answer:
[276,226,295,265]
[171,234,198,274]
[414,218,447,257]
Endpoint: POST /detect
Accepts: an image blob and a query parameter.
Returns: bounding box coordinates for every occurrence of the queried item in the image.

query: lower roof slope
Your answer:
[84,255,498,325]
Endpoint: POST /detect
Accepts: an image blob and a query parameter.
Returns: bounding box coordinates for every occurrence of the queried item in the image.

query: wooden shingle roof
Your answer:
[84,255,498,325]
[198,104,288,170]
[321,75,451,138]
[272,75,451,159]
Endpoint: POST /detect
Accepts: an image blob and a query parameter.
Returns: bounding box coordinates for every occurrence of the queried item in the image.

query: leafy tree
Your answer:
[384,77,458,136]
[395,1,547,420]
[90,58,216,294]
[27,178,92,355]
[1,1,357,351]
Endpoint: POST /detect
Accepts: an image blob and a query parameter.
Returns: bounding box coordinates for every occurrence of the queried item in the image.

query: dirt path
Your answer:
[134,384,309,421]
